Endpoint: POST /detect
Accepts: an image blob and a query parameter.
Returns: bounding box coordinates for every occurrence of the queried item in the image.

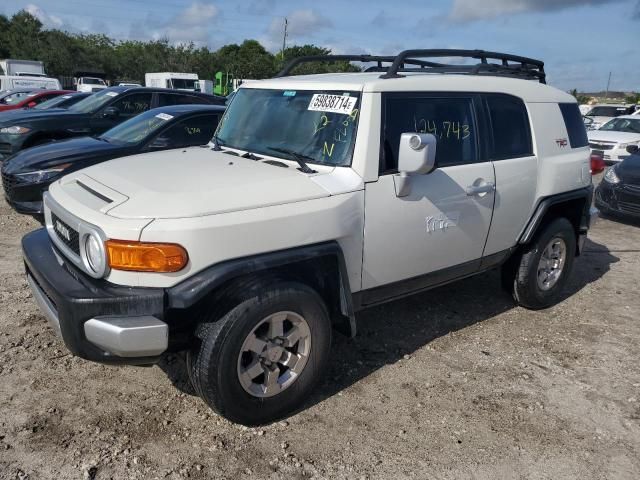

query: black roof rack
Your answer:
[276,49,546,84]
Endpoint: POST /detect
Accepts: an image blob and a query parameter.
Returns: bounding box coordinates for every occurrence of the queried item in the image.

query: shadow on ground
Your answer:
[158,237,619,418]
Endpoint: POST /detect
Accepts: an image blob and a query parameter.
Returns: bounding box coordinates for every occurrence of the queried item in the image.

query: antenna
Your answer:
[605,71,611,99]
[281,18,288,59]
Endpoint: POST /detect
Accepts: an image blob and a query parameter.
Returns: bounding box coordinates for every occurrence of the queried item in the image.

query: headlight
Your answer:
[0,126,31,135]
[84,232,106,274]
[604,166,621,184]
[14,163,72,183]
[618,141,639,149]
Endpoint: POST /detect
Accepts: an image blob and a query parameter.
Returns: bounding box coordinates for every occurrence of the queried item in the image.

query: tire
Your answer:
[503,217,576,310]
[189,281,331,425]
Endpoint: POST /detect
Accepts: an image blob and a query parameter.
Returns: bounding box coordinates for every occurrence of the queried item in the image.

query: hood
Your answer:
[0,108,86,127]
[71,148,335,219]
[587,130,640,144]
[2,136,128,173]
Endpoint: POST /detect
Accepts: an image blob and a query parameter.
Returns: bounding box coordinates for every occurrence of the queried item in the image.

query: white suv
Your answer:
[22,50,598,425]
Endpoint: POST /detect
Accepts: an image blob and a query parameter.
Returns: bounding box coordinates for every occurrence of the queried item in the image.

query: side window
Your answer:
[156,114,219,148]
[485,94,532,160]
[559,103,589,148]
[158,93,207,107]
[111,93,152,116]
[381,95,477,174]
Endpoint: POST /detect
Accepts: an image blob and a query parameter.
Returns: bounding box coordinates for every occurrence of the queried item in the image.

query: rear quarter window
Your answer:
[485,94,533,160]
[559,103,588,148]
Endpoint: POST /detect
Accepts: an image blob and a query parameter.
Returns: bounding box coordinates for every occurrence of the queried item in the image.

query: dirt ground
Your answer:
[1,183,639,480]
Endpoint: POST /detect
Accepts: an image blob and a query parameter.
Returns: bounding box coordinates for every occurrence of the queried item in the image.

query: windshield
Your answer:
[599,117,640,134]
[69,89,117,113]
[215,88,361,167]
[83,78,106,85]
[2,91,32,105]
[171,78,197,90]
[101,109,174,145]
[33,95,72,110]
[586,106,628,117]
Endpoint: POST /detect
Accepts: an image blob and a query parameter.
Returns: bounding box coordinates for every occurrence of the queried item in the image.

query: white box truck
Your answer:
[0,59,61,91]
[145,72,199,91]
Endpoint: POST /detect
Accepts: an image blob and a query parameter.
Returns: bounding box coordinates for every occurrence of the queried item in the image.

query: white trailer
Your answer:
[145,72,199,91]
[0,59,61,91]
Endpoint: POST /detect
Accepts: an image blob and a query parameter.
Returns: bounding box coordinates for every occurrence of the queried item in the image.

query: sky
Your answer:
[2,0,639,92]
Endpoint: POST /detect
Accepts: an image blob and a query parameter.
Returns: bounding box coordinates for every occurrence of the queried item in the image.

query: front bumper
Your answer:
[23,228,169,364]
[595,181,640,218]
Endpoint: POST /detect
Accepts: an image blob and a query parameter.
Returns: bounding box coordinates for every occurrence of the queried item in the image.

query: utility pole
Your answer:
[281,18,288,60]
[605,71,611,99]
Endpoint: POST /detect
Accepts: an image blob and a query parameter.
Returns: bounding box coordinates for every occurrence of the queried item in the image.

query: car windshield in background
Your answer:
[100,109,173,145]
[2,92,31,105]
[33,95,73,110]
[84,78,105,85]
[172,79,197,90]
[69,89,116,113]
[599,118,640,134]
[586,106,628,117]
[215,88,361,167]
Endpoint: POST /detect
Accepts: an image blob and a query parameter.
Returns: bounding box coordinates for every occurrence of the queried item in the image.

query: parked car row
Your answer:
[1,85,225,217]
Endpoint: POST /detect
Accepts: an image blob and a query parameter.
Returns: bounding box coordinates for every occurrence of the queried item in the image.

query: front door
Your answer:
[362,93,495,298]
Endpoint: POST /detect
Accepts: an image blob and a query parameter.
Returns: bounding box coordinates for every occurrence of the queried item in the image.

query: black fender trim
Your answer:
[167,241,357,337]
[518,185,594,245]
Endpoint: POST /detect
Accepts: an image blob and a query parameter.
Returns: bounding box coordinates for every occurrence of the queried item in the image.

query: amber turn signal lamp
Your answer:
[106,240,188,272]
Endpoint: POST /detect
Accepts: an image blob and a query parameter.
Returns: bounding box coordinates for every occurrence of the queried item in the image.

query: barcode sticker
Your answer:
[308,94,357,115]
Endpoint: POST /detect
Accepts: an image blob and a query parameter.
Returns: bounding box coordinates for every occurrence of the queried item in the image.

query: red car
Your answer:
[0,89,75,113]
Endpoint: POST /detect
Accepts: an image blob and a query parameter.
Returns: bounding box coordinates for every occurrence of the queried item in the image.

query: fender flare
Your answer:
[518,185,594,245]
[166,241,356,337]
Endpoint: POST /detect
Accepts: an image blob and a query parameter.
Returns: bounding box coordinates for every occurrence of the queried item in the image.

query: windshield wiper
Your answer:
[267,147,317,174]
[211,134,225,151]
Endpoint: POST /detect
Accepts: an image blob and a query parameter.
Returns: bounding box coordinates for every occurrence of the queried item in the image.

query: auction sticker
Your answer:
[155,113,174,121]
[308,94,356,115]
[105,91,119,97]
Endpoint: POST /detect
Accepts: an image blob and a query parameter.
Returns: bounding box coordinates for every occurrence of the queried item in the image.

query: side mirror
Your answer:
[27,101,37,108]
[394,133,437,197]
[626,144,639,155]
[102,106,120,119]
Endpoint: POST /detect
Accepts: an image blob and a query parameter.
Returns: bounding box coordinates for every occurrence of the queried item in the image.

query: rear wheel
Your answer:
[503,217,576,309]
[188,281,331,425]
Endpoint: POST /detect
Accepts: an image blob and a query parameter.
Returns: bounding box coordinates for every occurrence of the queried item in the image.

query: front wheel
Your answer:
[503,217,576,310]
[188,281,331,425]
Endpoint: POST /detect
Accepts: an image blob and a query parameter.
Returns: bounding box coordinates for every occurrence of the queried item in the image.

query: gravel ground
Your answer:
[1,184,639,480]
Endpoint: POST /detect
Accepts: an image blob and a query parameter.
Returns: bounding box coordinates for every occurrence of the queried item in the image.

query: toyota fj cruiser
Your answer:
[22,50,598,425]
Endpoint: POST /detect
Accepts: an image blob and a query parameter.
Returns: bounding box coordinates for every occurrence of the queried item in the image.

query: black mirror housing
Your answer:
[102,107,120,119]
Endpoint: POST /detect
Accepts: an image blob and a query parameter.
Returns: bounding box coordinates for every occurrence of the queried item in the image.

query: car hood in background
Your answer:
[2,136,129,173]
[587,131,640,144]
[66,148,335,219]
[618,156,640,182]
[0,109,87,127]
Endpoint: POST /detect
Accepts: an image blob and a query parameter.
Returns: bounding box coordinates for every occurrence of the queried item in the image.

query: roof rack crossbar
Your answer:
[275,49,546,84]
[275,54,439,77]
[379,49,545,83]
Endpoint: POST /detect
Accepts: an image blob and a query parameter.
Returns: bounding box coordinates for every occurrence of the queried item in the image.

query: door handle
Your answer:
[465,182,495,196]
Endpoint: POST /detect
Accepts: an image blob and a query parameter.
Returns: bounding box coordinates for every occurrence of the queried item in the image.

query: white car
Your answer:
[76,77,108,93]
[588,115,640,163]
[22,49,598,425]
[584,104,635,130]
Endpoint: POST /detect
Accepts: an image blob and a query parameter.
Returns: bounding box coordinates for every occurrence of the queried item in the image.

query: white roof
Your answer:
[244,72,575,103]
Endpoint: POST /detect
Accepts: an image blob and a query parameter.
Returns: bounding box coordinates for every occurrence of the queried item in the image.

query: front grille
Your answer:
[589,142,615,151]
[0,143,12,155]
[51,212,80,256]
[624,184,640,194]
[1,171,18,198]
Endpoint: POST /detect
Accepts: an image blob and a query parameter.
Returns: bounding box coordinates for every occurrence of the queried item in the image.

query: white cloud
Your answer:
[24,3,63,28]
[448,0,623,22]
[132,2,220,46]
